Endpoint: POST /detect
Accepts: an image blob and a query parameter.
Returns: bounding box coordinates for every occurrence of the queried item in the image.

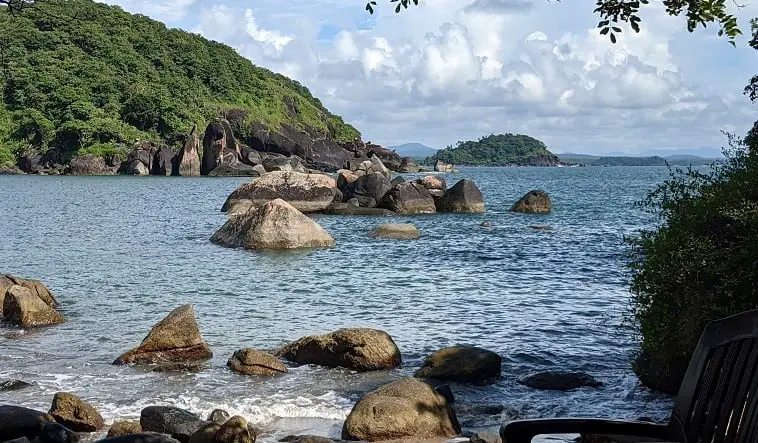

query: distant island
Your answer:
[426,134,562,167]
[387,143,438,159]
[558,153,720,166]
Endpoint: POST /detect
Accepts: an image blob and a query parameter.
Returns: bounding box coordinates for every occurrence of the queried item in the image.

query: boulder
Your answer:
[2,285,64,327]
[417,176,446,191]
[113,304,213,365]
[244,123,352,172]
[239,146,262,167]
[69,155,114,175]
[227,348,288,376]
[0,275,58,313]
[188,423,220,443]
[343,173,393,208]
[434,160,456,173]
[212,199,335,250]
[390,176,405,187]
[415,346,501,383]
[510,190,552,214]
[436,179,485,214]
[153,147,175,176]
[0,405,76,443]
[369,155,390,178]
[633,349,687,395]
[518,371,602,391]
[121,159,150,176]
[323,204,395,217]
[201,119,241,176]
[98,434,180,443]
[275,328,401,372]
[207,164,260,177]
[49,392,104,432]
[368,224,420,240]
[367,145,403,172]
[221,171,337,214]
[18,149,45,173]
[0,379,32,391]
[107,421,142,438]
[214,416,253,443]
[207,410,230,424]
[139,406,202,441]
[174,126,201,176]
[0,164,24,174]
[398,157,419,173]
[279,436,335,443]
[262,155,294,172]
[379,182,436,214]
[336,170,359,190]
[227,200,254,216]
[341,378,460,441]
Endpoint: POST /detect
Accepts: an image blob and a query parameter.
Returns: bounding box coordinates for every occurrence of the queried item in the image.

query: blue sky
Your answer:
[106,0,758,155]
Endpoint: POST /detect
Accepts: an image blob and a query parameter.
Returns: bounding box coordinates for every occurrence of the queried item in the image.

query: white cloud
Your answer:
[105,0,758,154]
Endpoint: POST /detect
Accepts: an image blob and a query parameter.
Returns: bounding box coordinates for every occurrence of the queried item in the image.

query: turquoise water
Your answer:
[0,167,674,439]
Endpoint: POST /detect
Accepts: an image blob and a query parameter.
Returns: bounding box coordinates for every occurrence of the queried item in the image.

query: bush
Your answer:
[627,123,758,394]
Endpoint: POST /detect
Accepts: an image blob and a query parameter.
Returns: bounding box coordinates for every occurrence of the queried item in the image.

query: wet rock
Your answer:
[275,328,401,372]
[1,275,57,312]
[49,392,104,432]
[214,416,253,443]
[2,285,64,327]
[140,406,202,442]
[510,190,552,214]
[434,385,455,404]
[633,349,687,395]
[479,221,492,229]
[0,379,32,391]
[0,405,75,443]
[436,180,485,214]
[152,147,175,176]
[379,182,436,214]
[207,410,230,425]
[531,225,553,231]
[343,173,393,208]
[415,346,501,383]
[323,204,395,216]
[174,126,201,176]
[69,155,115,175]
[107,421,142,437]
[113,304,213,365]
[188,423,220,443]
[212,199,335,250]
[416,176,446,191]
[279,436,335,443]
[519,371,602,391]
[227,348,288,376]
[470,431,501,443]
[368,224,420,240]
[341,378,460,441]
[151,362,208,373]
[221,171,337,214]
[97,434,180,443]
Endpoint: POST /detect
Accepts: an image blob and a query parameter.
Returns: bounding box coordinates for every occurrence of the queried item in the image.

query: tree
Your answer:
[366,0,743,45]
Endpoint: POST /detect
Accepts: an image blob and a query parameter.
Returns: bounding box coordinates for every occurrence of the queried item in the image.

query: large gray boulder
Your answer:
[511,190,552,214]
[220,171,337,214]
[275,328,401,372]
[341,378,460,441]
[201,119,244,176]
[0,275,57,315]
[379,182,436,214]
[342,172,392,208]
[212,199,335,250]
[436,179,485,213]
[227,348,288,376]
[49,392,104,432]
[2,285,64,327]
[174,126,201,176]
[113,304,213,365]
[415,346,501,383]
[139,406,202,442]
[0,405,77,443]
[69,155,115,175]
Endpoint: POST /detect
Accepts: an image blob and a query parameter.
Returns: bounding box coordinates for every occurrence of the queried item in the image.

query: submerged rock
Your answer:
[510,190,552,214]
[221,171,337,213]
[436,179,485,214]
[2,285,64,327]
[275,328,401,372]
[211,199,335,250]
[113,304,213,365]
[415,346,501,383]
[368,224,420,240]
[214,416,253,443]
[0,379,32,391]
[107,421,142,438]
[519,371,602,391]
[49,392,104,432]
[279,436,335,443]
[227,348,288,376]
[341,378,460,441]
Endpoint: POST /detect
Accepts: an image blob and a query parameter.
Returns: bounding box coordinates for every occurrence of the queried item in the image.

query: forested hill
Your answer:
[0,0,359,168]
[428,134,562,166]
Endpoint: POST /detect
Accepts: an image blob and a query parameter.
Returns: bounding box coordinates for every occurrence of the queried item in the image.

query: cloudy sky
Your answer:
[106,0,758,155]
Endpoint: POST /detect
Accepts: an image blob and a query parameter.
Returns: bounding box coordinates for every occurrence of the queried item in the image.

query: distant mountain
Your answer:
[429,133,562,167]
[387,143,438,158]
[557,153,720,166]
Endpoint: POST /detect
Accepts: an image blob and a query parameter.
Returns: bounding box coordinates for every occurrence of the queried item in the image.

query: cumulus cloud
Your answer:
[105,0,757,154]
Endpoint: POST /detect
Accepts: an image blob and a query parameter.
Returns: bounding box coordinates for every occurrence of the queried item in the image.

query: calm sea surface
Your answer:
[0,166,676,440]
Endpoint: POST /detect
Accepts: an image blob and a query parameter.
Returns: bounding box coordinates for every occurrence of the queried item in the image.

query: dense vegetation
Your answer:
[557,154,719,167]
[428,134,557,166]
[0,0,359,168]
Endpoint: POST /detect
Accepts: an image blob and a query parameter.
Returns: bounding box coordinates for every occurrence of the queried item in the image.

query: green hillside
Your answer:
[0,0,359,167]
[428,133,560,166]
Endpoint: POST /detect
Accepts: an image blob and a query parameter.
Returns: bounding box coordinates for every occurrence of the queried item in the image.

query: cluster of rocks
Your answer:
[0,275,64,327]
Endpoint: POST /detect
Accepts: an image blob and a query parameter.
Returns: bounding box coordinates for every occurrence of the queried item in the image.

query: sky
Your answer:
[104,0,758,155]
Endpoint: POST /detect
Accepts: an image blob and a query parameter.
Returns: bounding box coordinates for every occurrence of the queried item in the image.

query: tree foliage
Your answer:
[0,0,359,167]
[428,133,555,166]
[367,0,743,45]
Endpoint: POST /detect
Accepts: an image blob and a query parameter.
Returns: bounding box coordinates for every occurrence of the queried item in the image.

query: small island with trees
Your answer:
[426,133,563,167]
